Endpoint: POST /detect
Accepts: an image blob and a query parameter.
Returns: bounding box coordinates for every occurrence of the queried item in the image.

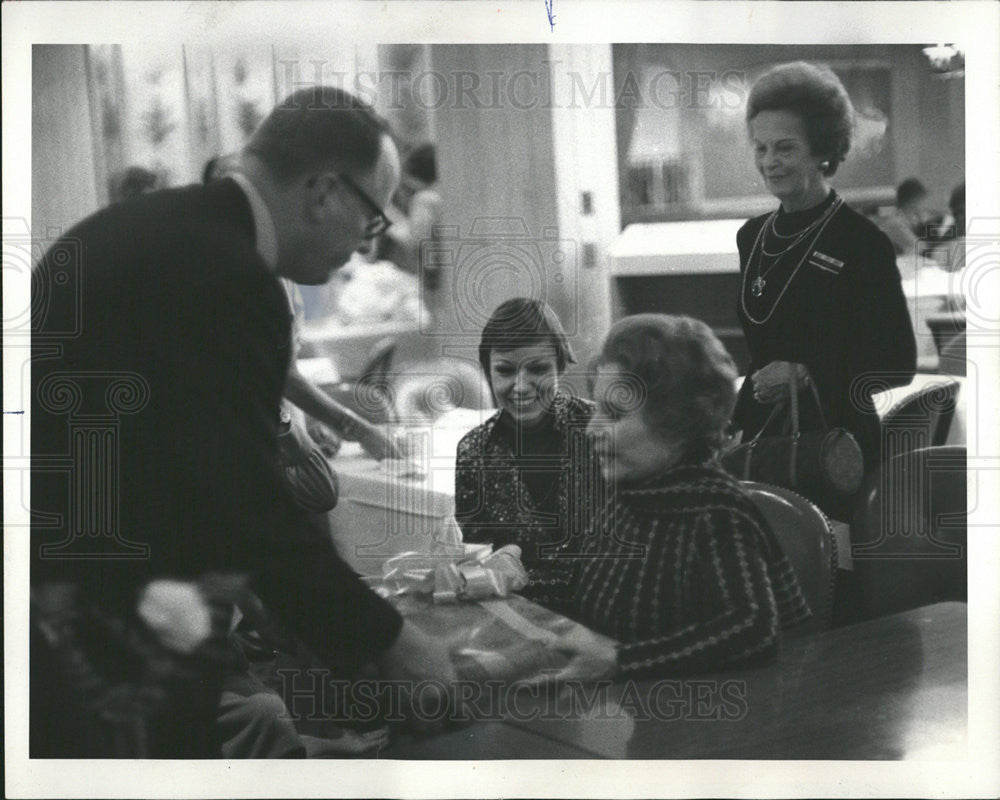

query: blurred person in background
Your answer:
[879,177,939,257]
[933,182,966,273]
[379,142,443,289]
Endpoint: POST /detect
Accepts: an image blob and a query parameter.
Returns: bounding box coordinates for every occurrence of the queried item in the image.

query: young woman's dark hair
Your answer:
[477,298,575,385]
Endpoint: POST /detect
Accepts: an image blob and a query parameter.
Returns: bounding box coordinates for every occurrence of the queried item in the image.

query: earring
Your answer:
[820,160,830,173]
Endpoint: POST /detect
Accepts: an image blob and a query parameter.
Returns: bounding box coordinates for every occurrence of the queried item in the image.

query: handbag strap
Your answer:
[790,366,832,430]
[788,365,799,487]
[804,372,830,430]
[787,366,832,488]
[741,364,828,488]
[750,404,784,444]
[782,365,832,431]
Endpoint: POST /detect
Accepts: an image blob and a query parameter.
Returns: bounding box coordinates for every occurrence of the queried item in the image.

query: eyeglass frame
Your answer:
[335,173,392,239]
[307,171,392,239]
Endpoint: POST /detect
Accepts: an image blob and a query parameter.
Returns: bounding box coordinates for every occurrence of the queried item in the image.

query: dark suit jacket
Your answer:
[31,179,401,669]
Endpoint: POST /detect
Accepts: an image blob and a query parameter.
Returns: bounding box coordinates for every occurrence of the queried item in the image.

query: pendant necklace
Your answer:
[759,196,843,260]
[750,197,843,297]
[742,196,844,324]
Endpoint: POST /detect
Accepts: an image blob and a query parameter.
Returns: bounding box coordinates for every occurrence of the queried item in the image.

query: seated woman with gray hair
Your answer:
[526,314,811,679]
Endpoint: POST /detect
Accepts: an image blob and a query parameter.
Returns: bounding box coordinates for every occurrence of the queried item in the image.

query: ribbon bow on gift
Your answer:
[377,543,529,604]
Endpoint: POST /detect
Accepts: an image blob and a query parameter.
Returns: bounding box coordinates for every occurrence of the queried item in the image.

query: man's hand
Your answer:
[284,367,401,460]
[750,360,810,405]
[377,621,457,729]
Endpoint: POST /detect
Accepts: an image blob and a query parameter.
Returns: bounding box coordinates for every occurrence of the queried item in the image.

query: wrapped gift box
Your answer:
[384,593,618,684]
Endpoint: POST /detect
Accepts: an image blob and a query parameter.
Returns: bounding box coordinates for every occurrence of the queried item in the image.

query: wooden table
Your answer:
[384,722,593,760]
[385,602,967,760]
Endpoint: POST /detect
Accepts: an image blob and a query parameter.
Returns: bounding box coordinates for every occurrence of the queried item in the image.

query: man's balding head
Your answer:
[246,86,391,182]
[242,87,401,286]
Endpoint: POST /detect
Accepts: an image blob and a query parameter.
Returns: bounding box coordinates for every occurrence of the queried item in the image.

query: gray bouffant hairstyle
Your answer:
[595,314,738,463]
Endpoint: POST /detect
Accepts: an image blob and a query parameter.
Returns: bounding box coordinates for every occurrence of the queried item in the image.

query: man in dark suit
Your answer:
[30,86,454,756]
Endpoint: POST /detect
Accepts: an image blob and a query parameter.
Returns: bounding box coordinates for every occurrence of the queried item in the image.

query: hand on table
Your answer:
[750,360,810,406]
[377,621,458,730]
[305,419,342,458]
[519,627,619,686]
[341,415,403,461]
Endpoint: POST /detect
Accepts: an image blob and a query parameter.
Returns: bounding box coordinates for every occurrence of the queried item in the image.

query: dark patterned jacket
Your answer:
[524,463,812,679]
[454,393,607,569]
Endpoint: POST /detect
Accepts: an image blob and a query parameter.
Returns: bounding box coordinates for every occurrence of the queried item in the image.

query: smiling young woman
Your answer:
[454,298,606,569]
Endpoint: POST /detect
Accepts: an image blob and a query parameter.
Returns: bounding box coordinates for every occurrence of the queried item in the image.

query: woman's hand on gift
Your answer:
[520,627,618,686]
[751,361,810,405]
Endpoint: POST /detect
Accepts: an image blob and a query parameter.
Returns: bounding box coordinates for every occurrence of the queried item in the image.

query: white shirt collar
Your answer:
[227,171,279,272]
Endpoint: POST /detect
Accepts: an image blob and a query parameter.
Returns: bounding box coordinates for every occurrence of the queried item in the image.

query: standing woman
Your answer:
[454,298,604,569]
[733,62,916,515]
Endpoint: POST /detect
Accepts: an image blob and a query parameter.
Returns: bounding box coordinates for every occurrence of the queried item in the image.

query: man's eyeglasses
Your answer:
[338,173,392,239]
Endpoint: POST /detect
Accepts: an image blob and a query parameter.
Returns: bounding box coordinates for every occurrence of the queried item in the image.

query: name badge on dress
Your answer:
[808,250,845,275]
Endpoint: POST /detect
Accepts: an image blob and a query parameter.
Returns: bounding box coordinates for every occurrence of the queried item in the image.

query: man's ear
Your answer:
[305,173,337,222]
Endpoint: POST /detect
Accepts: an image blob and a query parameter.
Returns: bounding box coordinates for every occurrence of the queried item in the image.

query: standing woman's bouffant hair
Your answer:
[746,61,855,177]
[478,298,576,381]
[596,314,738,464]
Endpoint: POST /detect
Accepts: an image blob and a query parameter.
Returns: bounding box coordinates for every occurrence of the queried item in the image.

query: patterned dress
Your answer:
[454,393,607,569]
[524,462,812,678]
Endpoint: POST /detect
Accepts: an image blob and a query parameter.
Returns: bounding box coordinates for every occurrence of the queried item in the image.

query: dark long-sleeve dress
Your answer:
[733,191,917,469]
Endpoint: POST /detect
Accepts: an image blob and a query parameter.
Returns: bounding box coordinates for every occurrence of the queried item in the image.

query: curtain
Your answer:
[86,43,431,203]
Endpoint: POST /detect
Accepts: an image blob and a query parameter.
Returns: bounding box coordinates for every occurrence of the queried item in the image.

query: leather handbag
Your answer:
[722,367,864,508]
[276,404,339,514]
